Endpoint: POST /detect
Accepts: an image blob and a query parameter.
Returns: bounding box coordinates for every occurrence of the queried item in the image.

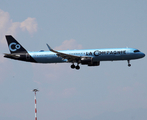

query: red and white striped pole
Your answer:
[33,89,39,120]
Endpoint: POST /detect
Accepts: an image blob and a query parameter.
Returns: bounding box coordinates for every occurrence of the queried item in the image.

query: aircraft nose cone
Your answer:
[142,53,145,58]
[140,52,145,58]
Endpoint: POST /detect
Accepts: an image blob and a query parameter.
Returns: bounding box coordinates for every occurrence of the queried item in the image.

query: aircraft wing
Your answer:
[46,44,82,62]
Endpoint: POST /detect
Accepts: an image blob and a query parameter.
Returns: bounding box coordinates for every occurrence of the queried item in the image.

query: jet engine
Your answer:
[81,57,92,64]
[88,61,100,66]
[80,57,100,66]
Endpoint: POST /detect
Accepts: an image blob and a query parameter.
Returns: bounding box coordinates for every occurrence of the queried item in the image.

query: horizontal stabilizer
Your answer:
[4,53,20,58]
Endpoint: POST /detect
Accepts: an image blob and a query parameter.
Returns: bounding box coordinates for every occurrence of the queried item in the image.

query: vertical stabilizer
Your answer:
[5,35,27,53]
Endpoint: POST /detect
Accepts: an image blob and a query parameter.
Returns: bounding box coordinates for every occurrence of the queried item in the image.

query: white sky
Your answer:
[0,0,147,120]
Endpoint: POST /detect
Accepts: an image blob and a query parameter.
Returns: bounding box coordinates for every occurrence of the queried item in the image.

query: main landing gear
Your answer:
[71,63,80,70]
[127,60,131,67]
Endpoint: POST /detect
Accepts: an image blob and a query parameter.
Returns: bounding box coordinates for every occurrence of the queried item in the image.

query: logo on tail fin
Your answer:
[9,42,21,52]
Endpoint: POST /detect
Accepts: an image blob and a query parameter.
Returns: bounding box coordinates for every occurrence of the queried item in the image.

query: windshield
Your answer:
[134,50,140,53]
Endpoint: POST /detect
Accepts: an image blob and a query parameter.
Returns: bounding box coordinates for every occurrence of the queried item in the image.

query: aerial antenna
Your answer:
[33,89,39,120]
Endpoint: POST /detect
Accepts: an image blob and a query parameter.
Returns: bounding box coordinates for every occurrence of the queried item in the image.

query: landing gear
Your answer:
[127,60,131,67]
[71,64,75,69]
[71,63,80,70]
[75,65,80,70]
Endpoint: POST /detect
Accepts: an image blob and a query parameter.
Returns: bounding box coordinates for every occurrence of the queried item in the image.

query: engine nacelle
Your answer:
[81,57,92,65]
[88,61,100,66]
[80,58,100,66]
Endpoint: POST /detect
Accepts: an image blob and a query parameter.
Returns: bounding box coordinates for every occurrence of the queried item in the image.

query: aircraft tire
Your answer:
[128,64,131,67]
[71,64,75,69]
[76,65,80,70]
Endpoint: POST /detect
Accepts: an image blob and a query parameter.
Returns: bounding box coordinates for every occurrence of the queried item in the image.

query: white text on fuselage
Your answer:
[86,50,126,56]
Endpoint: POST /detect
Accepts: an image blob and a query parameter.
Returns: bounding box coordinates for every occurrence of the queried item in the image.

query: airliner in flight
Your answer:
[4,35,145,70]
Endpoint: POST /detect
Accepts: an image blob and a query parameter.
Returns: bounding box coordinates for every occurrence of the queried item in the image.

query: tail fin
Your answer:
[5,35,27,54]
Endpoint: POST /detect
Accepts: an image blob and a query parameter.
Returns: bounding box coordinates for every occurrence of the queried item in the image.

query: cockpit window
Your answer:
[134,50,140,53]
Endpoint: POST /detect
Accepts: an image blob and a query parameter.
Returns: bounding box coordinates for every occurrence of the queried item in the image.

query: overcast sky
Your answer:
[0,0,147,120]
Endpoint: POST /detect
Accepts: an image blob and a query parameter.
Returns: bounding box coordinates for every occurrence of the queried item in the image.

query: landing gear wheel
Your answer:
[71,64,75,69]
[76,65,80,70]
[128,64,131,67]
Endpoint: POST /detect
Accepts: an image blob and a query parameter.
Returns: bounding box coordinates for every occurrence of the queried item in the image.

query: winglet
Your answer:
[46,44,53,51]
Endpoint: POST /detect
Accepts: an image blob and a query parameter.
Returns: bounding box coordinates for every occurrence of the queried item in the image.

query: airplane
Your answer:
[4,35,145,70]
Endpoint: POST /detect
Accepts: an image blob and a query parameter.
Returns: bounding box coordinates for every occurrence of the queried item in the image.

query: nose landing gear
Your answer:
[127,60,131,67]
